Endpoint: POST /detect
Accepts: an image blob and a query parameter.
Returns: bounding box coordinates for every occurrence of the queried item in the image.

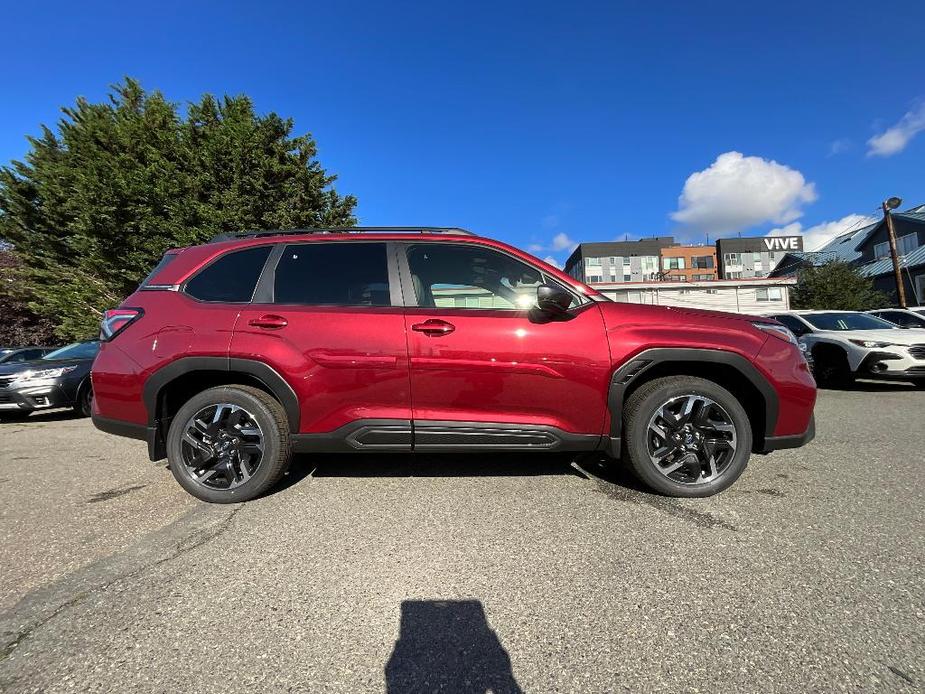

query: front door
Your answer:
[231,241,412,446]
[399,242,612,450]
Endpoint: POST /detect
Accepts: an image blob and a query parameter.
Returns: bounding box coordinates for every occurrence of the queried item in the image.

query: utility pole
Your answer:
[882,197,907,308]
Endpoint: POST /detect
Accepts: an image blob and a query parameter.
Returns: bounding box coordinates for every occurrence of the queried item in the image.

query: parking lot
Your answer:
[0,386,922,693]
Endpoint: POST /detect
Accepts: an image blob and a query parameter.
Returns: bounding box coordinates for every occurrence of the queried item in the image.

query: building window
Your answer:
[585,257,602,267]
[609,257,617,264]
[706,289,718,294]
[691,256,714,269]
[623,257,631,266]
[623,274,632,282]
[756,287,783,301]
[641,256,659,274]
[874,241,889,259]
[724,253,740,265]
[899,233,918,256]
[587,274,602,283]
[662,257,685,270]
[752,252,762,261]
[727,272,742,279]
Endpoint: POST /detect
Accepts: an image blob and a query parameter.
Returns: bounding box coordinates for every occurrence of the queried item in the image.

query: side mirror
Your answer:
[536,284,573,315]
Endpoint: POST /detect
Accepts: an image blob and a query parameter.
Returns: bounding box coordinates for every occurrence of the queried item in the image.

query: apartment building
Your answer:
[715,236,802,279]
[564,238,675,284]
[659,245,718,281]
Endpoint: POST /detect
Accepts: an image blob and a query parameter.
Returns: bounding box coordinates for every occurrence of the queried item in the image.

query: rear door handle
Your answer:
[248,314,288,330]
[411,319,455,336]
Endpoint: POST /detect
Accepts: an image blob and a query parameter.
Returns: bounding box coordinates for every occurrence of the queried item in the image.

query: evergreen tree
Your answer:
[0,78,357,339]
[790,260,889,311]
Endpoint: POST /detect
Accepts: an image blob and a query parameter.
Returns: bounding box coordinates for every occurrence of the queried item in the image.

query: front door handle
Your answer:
[411,319,455,336]
[248,314,288,330]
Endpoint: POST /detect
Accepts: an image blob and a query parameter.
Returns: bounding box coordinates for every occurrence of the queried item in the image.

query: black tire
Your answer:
[74,383,93,417]
[166,385,291,503]
[622,376,752,498]
[813,348,854,389]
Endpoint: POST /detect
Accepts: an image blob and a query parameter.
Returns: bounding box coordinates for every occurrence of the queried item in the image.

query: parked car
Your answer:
[0,340,99,419]
[764,310,925,387]
[91,228,816,503]
[866,308,925,329]
[0,347,54,364]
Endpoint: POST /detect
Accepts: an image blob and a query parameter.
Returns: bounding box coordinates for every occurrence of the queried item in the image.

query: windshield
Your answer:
[802,313,898,331]
[43,341,100,361]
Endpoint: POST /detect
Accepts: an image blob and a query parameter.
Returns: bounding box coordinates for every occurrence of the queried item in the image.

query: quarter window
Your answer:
[274,243,390,306]
[185,246,272,302]
[406,244,553,310]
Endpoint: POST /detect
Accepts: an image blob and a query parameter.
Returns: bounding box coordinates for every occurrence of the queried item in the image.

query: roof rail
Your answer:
[209,226,475,242]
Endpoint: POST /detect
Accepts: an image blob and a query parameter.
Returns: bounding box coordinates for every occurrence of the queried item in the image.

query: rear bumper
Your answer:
[761,414,815,452]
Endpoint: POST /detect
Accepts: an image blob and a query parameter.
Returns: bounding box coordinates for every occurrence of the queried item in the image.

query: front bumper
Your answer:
[0,384,72,411]
[856,348,925,379]
[761,414,815,453]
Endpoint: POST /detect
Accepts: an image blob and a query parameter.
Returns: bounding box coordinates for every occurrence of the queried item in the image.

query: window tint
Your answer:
[802,312,896,331]
[142,252,177,286]
[773,315,810,336]
[185,246,271,302]
[274,243,390,306]
[406,244,549,310]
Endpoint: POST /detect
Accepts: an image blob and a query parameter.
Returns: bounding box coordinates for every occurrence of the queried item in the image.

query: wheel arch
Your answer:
[608,348,777,454]
[143,357,300,459]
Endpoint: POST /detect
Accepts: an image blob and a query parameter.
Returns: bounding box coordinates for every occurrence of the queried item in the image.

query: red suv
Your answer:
[91,228,816,503]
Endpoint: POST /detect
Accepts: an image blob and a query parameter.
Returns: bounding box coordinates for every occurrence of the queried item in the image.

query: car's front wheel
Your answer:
[166,385,292,503]
[622,376,752,498]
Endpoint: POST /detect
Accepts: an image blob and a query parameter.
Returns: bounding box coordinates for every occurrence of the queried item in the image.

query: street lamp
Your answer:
[881,196,906,308]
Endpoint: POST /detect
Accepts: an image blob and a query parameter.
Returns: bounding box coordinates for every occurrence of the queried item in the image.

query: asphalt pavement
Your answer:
[0,384,922,693]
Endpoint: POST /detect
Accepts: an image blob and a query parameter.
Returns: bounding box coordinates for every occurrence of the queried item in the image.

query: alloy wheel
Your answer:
[645,394,738,485]
[180,403,265,490]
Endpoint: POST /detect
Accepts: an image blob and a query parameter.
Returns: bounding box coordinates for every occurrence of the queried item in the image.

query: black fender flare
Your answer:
[142,356,300,431]
[607,347,778,444]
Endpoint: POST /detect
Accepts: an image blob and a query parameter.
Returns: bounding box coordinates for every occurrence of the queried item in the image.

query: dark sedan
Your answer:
[0,340,99,420]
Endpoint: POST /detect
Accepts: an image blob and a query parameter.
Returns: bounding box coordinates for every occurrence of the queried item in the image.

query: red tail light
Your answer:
[100,308,144,341]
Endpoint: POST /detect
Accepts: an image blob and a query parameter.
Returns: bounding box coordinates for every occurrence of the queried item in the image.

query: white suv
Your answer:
[764,310,925,388]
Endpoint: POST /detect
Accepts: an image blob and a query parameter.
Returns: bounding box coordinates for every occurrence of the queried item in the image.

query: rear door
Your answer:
[231,241,412,445]
[398,241,611,450]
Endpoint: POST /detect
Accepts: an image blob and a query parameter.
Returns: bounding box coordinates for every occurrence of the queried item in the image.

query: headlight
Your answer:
[753,322,797,345]
[14,366,78,381]
[848,339,895,349]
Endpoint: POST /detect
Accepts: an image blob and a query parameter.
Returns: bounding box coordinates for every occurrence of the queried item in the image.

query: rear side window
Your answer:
[185,246,272,302]
[142,252,177,286]
[273,243,391,306]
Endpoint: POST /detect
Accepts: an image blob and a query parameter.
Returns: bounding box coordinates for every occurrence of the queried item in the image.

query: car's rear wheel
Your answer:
[166,385,291,503]
[622,376,752,498]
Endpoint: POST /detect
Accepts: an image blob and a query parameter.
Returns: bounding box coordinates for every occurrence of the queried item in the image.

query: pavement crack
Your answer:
[0,504,242,663]
[86,484,147,503]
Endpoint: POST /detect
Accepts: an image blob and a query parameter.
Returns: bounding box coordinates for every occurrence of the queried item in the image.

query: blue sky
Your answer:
[3,0,924,266]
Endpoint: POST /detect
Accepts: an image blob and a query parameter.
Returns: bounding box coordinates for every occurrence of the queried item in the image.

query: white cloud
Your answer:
[527,243,545,253]
[542,255,563,269]
[769,213,877,252]
[671,151,817,233]
[828,138,852,156]
[551,232,577,252]
[867,103,925,157]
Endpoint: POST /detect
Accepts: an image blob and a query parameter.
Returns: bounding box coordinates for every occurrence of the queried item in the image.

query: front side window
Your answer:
[406,244,551,310]
[273,243,390,306]
[185,246,272,302]
[802,312,897,331]
[43,341,100,361]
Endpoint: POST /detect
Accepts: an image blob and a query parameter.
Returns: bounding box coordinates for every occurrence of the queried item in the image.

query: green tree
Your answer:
[0,249,58,346]
[0,78,357,339]
[790,260,889,311]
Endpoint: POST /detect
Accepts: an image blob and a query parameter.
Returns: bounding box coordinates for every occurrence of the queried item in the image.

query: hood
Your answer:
[598,301,759,325]
[814,328,925,345]
[0,357,91,377]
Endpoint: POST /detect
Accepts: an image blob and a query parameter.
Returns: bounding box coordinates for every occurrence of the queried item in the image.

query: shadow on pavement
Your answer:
[385,599,523,694]
[0,408,84,424]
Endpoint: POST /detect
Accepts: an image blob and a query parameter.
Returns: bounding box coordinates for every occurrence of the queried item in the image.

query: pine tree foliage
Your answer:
[0,78,357,339]
[790,260,889,311]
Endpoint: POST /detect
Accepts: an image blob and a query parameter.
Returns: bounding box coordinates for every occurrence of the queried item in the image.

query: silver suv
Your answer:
[765,310,925,388]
